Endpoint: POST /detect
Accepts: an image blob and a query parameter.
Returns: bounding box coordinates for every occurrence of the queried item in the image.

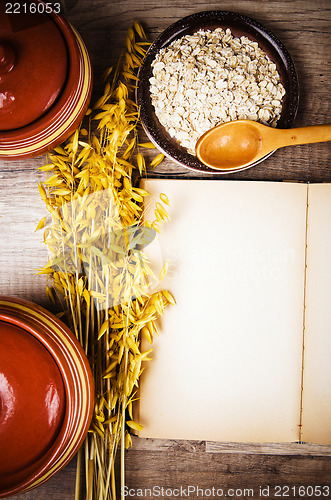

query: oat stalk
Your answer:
[36,22,172,500]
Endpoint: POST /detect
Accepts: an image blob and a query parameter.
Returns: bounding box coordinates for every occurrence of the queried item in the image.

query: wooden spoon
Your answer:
[195,120,331,171]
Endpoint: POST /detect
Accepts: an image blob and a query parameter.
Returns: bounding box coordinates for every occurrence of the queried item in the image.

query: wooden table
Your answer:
[1,0,331,498]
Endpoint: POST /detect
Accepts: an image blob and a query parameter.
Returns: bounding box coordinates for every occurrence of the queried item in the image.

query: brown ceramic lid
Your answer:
[0,1,92,160]
[0,8,68,130]
[0,320,66,481]
[0,296,94,497]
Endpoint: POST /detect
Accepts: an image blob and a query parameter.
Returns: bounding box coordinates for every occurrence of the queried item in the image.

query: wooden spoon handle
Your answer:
[269,124,331,149]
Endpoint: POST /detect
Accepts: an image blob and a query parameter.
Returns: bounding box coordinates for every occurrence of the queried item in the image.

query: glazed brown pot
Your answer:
[0,296,94,497]
[0,0,92,159]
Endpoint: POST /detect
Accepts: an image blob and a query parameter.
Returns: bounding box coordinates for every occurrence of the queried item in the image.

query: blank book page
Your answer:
[139,179,306,442]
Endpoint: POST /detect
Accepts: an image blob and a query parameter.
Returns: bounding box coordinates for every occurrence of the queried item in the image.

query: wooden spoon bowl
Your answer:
[196,120,331,171]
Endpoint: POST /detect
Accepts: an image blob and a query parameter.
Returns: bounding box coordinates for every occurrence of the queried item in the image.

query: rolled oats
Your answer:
[149,28,286,155]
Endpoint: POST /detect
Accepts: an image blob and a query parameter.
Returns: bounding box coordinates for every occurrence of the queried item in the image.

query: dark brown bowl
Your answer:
[137,11,299,174]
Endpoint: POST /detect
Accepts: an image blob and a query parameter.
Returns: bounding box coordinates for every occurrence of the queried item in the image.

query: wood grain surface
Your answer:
[1,0,331,498]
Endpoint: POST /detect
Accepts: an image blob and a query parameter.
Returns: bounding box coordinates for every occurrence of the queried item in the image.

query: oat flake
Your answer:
[149,28,285,155]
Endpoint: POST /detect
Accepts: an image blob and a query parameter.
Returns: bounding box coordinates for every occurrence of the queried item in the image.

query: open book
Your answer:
[138,179,331,445]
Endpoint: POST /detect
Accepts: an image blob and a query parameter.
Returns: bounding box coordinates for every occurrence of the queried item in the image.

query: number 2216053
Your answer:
[274,485,330,497]
[5,2,61,14]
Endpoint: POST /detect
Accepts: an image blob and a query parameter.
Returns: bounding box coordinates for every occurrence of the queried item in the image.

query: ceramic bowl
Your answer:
[0,2,92,160]
[136,11,299,174]
[0,296,94,497]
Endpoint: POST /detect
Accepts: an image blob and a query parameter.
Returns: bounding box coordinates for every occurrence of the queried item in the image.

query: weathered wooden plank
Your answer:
[0,158,49,305]
[124,448,331,498]
[128,436,331,456]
